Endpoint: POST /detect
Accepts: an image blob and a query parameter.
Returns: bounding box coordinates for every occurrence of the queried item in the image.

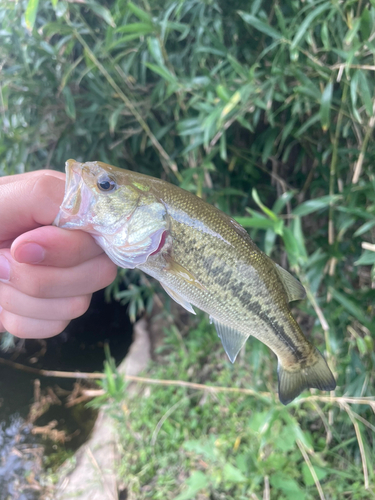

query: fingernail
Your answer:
[0,255,10,282]
[14,243,46,264]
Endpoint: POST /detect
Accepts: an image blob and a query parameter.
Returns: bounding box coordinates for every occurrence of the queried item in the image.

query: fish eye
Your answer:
[97,174,117,193]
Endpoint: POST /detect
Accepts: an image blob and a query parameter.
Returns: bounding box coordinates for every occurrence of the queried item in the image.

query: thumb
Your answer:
[0,170,65,245]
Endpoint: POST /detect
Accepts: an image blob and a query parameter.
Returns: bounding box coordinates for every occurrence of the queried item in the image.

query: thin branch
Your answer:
[1,357,374,409]
[297,440,326,500]
[341,402,369,490]
[362,242,375,252]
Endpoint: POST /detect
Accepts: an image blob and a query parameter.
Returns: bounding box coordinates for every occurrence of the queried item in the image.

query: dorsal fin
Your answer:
[275,264,306,302]
[210,317,249,363]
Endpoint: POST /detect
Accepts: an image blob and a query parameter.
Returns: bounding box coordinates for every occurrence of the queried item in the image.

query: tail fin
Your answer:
[278,347,336,405]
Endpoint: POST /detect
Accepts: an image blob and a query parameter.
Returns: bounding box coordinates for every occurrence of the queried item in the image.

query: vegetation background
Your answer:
[1,0,375,498]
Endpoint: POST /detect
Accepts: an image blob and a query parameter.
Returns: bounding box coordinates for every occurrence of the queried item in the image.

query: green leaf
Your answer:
[116,22,154,35]
[354,250,375,266]
[360,7,372,41]
[237,11,282,40]
[223,463,247,483]
[234,217,275,230]
[330,289,372,328]
[291,216,308,260]
[25,0,39,31]
[282,227,300,267]
[320,82,332,131]
[127,1,152,23]
[252,188,279,222]
[221,91,241,119]
[147,37,164,66]
[293,195,341,216]
[62,87,76,120]
[283,413,313,452]
[291,3,332,49]
[357,71,373,117]
[145,63,177,85]
[344,18,361,45]
[272,191,295,215]
[86,1,115,27]
[109,105,125,134]
[294,113,320,138]
[302,464,328,487]
[270,472,306,499]
[227,55,248,78]
[174,471,209,500]
[353,220,375,237]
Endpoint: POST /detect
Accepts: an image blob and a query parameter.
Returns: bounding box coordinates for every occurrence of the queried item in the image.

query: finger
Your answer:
[11,226,104,267]
[0,284,92,321]
[0,249,118,299]
[0,318,6,333]
[0,308,70,339]
[0,169,51,186]
[0,170,65,242]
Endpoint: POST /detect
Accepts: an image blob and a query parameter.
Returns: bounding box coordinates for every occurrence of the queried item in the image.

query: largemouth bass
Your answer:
[54,159,336,404]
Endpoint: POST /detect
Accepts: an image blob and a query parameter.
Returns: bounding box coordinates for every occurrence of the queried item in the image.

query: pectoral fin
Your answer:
[164,255,207,291]
[275,264,306,302]
[210,317,248,363]
[161,283,196,315]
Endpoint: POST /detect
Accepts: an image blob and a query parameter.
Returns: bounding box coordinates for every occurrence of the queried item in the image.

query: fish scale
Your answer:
[54,159,336,404]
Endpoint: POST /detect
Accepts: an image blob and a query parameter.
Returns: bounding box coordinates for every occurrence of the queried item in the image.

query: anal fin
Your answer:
[210,317,248,363]
[161,283,196,315]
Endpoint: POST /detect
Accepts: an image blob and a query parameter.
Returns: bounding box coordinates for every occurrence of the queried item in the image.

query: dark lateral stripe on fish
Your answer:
[255,309,305,361]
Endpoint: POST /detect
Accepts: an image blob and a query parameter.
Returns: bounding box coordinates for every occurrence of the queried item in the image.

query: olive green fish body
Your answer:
[54,160,336,404]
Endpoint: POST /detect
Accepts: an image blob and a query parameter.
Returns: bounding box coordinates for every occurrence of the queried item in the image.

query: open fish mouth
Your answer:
[53,159,92,230]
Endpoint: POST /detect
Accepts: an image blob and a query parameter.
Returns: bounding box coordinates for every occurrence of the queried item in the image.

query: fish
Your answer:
[53,159,336,404]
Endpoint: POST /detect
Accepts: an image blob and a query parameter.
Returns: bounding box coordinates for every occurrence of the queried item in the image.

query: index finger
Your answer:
[0,170,65,243]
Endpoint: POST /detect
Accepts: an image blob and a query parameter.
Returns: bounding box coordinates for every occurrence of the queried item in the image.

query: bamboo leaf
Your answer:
[330,289,372,328]
[320,81,333,131]
[25,0,39,31]
[86,1,115,27]
[145,63,177,85]
[116,22,154,34]
[237,11,282,40]
[293,195,341,216]
[252,189,279,222]
[62,86,76,120]
[291,3,332,49]
[357,71,373,117]
[127,1,152,23]
[360,7,372,41]
[355,250,375,266]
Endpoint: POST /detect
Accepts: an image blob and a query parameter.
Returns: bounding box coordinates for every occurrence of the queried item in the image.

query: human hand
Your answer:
[0,170,118,338]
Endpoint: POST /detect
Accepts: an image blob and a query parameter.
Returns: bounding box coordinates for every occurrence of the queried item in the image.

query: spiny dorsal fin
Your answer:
[210,317,248,363]
[160,283,196,315]
[275,264,306,302]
